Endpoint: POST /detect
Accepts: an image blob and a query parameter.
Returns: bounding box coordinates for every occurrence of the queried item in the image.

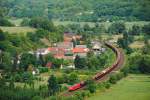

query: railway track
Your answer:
[61,42,125,96]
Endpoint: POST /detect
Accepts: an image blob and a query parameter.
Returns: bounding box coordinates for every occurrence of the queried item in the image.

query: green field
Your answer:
[88,74,150,100]
[7,18,150,30]
[0,26,36,34]
[9,18,23,26]
[53,21,150,29]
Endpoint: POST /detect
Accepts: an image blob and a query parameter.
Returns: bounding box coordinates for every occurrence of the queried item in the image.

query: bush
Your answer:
[22,72,33,82]
[14,73,22,82]
[104,82,111,89]
[109,72,125,84]
[38,67,48,73]
[109,74,118,84]
[68,72,79,85]
[74,91,84,100]
[121,66,129,77]
[86,80,96,93]
[31,96,42,100]
[0,18,14,26]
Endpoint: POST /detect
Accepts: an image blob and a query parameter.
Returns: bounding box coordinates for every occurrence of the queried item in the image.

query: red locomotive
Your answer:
[68,81,85,91]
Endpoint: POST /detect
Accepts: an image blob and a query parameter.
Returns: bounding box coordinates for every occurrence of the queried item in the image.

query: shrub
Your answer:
[38,67,48,73]
[109,74,118,84]
[14,73,22,82]
[31,96,42,100]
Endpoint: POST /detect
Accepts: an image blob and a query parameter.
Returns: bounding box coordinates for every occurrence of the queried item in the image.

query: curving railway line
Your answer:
[62,42,125,96]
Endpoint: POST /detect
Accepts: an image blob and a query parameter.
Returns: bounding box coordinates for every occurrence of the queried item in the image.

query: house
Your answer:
[72,35,82,41]
[73,47,89,58]
[64,32,74,42]
[91,41,106,55]
[64,32,82,42]
[48,47,65,55]
[29,48,49,58]
[54,54,65,59]
[56,42,73,50]
[48,43,74,60]
[92,44,101,51]
[75,45,87,48]
[36,48,50,55]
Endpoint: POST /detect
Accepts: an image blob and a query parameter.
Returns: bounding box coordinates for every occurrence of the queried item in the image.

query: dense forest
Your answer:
[0,0,150,21]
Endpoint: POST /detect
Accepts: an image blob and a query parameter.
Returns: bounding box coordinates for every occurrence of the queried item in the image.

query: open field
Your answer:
[88,74,150,100]
[7,18,150,30]
[0,26,36,34]
[9,18,23,26]
[53,21,150,29]
[129,41,145,49]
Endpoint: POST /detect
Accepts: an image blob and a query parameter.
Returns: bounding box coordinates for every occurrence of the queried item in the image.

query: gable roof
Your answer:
[72,48,89,53]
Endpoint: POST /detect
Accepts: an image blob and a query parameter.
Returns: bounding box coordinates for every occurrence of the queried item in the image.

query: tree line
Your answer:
[0,0,150,21]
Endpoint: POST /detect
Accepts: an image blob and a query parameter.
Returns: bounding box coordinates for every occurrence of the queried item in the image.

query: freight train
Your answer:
[68,42,121,91]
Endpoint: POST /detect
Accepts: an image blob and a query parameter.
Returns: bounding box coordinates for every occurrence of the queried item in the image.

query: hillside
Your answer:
[1,0,150,21]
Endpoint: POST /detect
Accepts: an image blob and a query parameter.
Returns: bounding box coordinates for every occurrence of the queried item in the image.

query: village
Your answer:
[30,33,106,71]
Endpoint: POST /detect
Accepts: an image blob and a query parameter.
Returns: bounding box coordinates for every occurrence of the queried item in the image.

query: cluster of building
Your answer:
[35,33,90,60]
[33,33,107,64]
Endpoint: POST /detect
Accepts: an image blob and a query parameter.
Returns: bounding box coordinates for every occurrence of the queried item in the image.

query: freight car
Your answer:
[68,42,121,91]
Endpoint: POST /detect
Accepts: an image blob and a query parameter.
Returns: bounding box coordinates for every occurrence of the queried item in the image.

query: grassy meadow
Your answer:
[53,21,150,29]
[88,74,150,100]
[0,26,36,34]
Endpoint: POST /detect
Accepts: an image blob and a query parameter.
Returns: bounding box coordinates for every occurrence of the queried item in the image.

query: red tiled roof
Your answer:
[54,54,65,59]
[72,48,89,53]
[47,47,65,52]
[47,47,57,51]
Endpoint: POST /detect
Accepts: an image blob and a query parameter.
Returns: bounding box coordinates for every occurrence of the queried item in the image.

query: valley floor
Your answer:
[88,74,150,100]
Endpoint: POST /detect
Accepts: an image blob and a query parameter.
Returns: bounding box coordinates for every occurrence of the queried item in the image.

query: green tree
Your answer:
[139,55,150,74]
[0,77,6,88]
[36,29,49,38]
[142,24,150,35]
[0,29,5,41]
[12,51,19,71]
[86,80,96,93]
[128,51,150,74]
[48,75,60,96]
[0,18,13,26]
[83,24,90,32]
[108,22,126,34]
[109,74,117,84]
[38,54,45,67]
[21,18,30,26]
[87,56,99,70]
[29,17,56,31]
[74,55,87,69]
[20,53,36,71]
[45,53,54,63]
[9,76,15,89]
[117,31,133,50]
[142,43,150,54]
[68,72,78,85]
[52,59,62,69]
[129,25,141,35]
[0,51,12,70]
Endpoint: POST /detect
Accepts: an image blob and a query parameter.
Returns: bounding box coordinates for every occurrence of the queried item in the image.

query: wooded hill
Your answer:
[0,0,150,21]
